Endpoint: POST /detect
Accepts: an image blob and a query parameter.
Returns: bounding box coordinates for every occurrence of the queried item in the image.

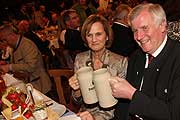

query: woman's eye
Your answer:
[87,34,92,37]
[96,32,102,36]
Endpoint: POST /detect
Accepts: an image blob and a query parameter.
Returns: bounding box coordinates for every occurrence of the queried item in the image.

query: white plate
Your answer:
[0,115,5,120]
[30,88,66,118]
[48,102,66,117]
[32,89,66,116]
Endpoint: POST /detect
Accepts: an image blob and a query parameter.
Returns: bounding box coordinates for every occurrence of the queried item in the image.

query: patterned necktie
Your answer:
[148,54,154,64]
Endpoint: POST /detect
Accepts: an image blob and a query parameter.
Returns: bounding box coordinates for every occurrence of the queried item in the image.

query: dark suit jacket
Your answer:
[113,38,180,120]
[64,29,87,51]
[23,31,51,56]
[110,22,138,57]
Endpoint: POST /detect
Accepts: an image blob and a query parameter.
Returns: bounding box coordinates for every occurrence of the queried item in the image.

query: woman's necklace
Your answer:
[86,49,109,70]
[91,49,106,70]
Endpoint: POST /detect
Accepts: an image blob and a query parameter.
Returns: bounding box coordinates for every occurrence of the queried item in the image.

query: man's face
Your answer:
[0,31,14,49]
[52,14,58,23]
[0,32,9,48]
[131,11,166,54]
[18,20,29,32]
[69,12,80,29]
[0,36,8,50]
[40,5,46,12]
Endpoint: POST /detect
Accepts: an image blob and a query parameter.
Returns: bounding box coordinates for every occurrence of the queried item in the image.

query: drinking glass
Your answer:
[0,78,6,97]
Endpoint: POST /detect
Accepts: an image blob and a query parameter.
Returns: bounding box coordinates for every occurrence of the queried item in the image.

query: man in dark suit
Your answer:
[110,4,138,57]
[60,9,88,69]
[17,20,51,56]
[110,3,180,120]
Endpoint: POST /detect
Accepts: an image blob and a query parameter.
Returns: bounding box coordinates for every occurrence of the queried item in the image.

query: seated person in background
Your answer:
[47,12,59,29]
[0,24,52,94]
[18,20,51,56]
[60,9,88,69]
[109,4,138,57]
[68,14,128,120]
[34,5,49,30]
[45,12,60,35]
[72,0,97,25]
[16,4,31,21]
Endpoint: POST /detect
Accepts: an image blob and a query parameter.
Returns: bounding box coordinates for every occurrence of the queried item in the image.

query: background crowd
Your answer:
[0,0,179,69]
[0,0,180,120]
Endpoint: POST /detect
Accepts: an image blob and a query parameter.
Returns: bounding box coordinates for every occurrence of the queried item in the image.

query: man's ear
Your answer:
[160,20,167,33]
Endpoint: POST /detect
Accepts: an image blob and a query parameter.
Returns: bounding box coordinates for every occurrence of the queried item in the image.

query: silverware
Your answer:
[34,102,53,111]
[30,90,35,104]
[46,102,53,107]
[26,84,35,104]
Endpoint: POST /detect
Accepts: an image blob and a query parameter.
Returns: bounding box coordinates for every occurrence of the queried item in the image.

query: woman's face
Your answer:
[86,22,108,52]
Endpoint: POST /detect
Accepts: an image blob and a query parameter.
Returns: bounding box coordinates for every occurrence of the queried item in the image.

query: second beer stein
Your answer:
[93,68,118,108]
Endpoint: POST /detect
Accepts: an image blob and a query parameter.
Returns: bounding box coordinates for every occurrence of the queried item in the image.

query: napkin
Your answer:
[60,114,81,120]
[47,108,59,120]
[2,73,19,86]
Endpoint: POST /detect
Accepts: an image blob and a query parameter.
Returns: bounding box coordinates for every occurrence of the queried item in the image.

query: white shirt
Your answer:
[145,35,168,68]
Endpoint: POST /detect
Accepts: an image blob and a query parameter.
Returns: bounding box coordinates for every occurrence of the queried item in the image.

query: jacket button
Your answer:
[164,89,168,93]
[156,69,159,71]
[137,72,139,75]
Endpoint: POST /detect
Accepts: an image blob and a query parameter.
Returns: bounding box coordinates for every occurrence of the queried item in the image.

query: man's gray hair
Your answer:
[0,23,18,34]
[128,3,167,26]
[113,4,131,21]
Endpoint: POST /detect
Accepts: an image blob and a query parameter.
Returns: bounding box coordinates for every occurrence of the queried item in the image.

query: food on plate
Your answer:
[1,86,33,119]
[1,79,63,120]
[33,101,48,120]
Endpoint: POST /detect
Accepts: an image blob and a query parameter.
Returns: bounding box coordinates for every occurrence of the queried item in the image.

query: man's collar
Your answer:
[152,35,167,57]
[14,35,22,51]
[114,21,129,28]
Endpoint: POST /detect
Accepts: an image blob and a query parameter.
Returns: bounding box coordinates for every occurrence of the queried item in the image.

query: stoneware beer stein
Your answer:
[76,67,98,104]
[93,68,118,108]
